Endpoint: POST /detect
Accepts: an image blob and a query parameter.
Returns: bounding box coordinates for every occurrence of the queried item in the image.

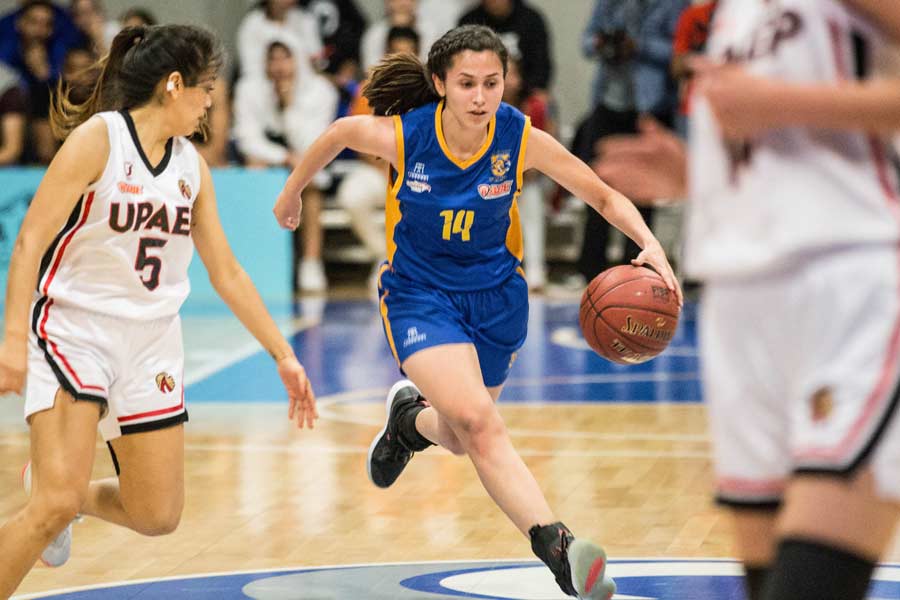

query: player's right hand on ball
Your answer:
[0,341,27,395]
[273,188,304,231]
[277,355,318,430]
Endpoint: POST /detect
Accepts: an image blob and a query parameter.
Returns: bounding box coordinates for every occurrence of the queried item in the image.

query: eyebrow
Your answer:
[457,72,502,79]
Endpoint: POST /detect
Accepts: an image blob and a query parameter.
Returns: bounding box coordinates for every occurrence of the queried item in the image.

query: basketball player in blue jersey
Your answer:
[274,25,681,600]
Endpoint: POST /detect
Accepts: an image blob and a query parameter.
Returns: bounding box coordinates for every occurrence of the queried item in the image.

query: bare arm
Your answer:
[191,156,317,428]
[274,115,396,229]
[524,127,682,303]
[0,117,107,393]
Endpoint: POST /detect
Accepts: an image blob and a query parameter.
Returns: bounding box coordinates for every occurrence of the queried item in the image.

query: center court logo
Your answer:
[403,327,427,348]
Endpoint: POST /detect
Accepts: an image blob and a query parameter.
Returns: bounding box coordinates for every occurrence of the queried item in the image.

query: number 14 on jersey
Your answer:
[440,209,474,241]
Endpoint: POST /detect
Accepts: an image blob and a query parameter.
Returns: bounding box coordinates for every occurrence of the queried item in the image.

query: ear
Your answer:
[431,73,445,98]
[165,72,184,96]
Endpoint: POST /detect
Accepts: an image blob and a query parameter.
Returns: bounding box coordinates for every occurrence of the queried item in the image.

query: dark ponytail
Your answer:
[363,25,508,117]
[363,52,438,116]
[51,24,223,140]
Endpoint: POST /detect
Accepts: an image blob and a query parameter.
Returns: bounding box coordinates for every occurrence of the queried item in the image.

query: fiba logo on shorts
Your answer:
[403,327,427,348]
[155,372,176,394]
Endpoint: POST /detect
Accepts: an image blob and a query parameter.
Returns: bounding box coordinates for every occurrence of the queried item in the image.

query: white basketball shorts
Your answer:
[701,245,900,506]
[25,298,187,441]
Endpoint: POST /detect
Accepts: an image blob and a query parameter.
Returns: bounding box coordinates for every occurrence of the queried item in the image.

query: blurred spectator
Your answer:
[0,1,83,74]
[59,44,95,104]
[298,0,367,82]
[119,7,156,28]
[503,57,554,290]
[234,40,337,293]
[237,0,322,79]
[459,0,552,97]
[418,0,476,37]
[0,1,71,164]
[573,0,686,281]
[336,25,420,290]
[69,0,118,55]
[361,0,437,71]
[0,62,26,165]
[671,1,717,117]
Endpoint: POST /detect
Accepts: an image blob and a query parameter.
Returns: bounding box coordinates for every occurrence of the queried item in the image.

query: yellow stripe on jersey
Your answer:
[379,289,400,366]
[434,100,496,170]
[386,115,405,263]
[505,116,532,262]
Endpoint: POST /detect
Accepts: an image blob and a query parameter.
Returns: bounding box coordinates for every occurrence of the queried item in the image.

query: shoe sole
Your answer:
[568,538,616,600]
[366,379,419,488]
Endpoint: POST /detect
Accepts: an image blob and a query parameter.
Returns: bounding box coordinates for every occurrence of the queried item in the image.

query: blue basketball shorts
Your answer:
[377,263,528,387]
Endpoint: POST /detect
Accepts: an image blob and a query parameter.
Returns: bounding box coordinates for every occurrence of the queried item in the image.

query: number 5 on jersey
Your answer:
[440,209,474,241]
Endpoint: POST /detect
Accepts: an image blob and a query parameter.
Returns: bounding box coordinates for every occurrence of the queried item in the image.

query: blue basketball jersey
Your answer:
[385,100,531,291]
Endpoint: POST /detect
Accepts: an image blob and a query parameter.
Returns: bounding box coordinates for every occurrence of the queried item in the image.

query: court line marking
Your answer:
[13,559,900,599]
[184,316,317,386]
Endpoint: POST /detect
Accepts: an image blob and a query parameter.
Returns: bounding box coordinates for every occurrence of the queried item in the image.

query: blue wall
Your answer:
[0,167,293,315]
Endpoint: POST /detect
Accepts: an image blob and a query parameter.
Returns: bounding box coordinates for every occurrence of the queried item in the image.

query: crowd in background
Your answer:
[0,0,718,293]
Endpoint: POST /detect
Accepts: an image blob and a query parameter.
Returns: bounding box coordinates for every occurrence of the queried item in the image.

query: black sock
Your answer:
[763,538,875,600]
[744,564,770,600]
[529,522,577,597]
[397,398,434,451]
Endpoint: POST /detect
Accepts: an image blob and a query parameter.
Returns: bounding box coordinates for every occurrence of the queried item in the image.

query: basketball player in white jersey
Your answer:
[593,1,900,599]
[0,25,318,597]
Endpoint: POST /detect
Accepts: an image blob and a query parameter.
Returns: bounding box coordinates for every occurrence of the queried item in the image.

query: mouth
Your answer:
[469,110,488,117]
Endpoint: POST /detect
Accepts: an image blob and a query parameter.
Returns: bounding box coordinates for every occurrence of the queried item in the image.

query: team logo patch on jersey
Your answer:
[406,180,432,193]
[478,180,514,200]
[124,161,134,179]
[811,388,834,422]
[490,152,511,178]
[155,372,176,394]
[178,179,192,200]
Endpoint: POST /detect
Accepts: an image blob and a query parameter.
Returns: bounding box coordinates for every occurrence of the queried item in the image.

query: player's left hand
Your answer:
[632,242,683,308]
[277,355,318,429]
[273,188,304,231]
[692,57,779,140]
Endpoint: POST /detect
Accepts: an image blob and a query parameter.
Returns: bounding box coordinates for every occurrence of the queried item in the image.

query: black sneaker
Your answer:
[530,523,616,599]
[366,380,424,488]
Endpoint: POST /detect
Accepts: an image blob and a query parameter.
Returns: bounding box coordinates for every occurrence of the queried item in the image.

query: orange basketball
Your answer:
[579,265,680,364]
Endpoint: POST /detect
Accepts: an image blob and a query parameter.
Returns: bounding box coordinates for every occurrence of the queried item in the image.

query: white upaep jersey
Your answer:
[36,110,199,319]
[684,0,900,281]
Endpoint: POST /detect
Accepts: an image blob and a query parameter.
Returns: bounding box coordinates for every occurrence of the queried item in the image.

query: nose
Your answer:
[474,86,485,106]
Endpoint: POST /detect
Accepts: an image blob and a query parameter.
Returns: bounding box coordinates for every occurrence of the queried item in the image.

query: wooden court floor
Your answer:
[1,298,898,598]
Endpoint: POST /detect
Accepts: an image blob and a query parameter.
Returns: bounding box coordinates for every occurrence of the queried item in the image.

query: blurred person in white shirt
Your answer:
[234,39,337,293]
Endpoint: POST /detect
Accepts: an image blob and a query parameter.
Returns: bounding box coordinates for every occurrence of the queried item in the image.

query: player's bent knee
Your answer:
[132,504,182,536]
[30,490,83,537]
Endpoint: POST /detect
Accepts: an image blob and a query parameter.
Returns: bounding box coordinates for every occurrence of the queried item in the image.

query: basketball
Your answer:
[579,265,680,364]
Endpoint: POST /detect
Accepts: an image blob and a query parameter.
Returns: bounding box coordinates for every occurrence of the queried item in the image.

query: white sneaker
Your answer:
[568,538,616,600]
[298,259,327,293]
[22,462,73,568]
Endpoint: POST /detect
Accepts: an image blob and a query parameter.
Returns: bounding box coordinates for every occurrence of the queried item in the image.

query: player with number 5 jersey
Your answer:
[274,25,681,600]
[0,24,317,598]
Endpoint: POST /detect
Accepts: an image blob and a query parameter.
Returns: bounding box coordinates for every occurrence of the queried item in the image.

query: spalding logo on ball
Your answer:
[155,372,176,393]
[579,265,680,364]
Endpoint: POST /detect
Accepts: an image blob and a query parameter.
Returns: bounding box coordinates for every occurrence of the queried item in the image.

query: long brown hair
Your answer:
[50,24,223,140]
[363,25,508,116]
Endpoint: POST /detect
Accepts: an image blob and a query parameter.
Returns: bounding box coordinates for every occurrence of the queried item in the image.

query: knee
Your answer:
[440,432,468,456]
[30,489,84,539]
[450,407,507,457]
[131,503,182,536]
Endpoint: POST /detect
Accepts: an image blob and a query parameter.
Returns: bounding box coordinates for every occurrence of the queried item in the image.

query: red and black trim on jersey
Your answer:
[36,193,91,292]
[30,296,107,404]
